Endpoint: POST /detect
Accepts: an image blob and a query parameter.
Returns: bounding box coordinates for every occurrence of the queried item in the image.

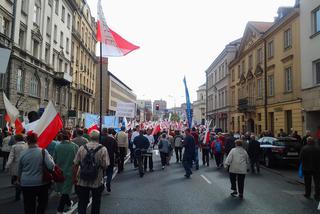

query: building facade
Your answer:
[299,0,320,134]
[193,84,206,125]
[0,0,76,126]
[229,21,273,134]
[70,0,97,127]
[206,39,240,131]
[153,99,167,120]
[136,99,152,121]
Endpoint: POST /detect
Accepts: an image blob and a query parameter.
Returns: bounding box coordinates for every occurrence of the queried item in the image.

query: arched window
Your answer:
[17,69,24,93]
[30,74,40,96]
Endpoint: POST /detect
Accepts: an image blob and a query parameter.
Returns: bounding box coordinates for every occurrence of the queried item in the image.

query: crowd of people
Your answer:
[0,122,320,214]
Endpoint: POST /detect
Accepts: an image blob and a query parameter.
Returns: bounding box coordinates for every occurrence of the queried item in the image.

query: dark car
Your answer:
[258,137,302,168]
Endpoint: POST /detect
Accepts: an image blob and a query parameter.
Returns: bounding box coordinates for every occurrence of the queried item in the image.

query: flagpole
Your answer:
[99,41,103,143]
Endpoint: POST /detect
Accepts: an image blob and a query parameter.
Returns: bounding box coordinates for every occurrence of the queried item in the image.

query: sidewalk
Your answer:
[261,165,304,185]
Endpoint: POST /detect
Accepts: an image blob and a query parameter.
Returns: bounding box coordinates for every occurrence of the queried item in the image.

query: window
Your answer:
[21,0,28,14]
[267,41,274,58]
[258,113,261,121]
[29,75,39,96]
[60,31,63,47]
[55,0,59,15]
[52,54,56,70]
[54,25,57,42]
[268,75,274,96]
[18,28,26,49]
[33,40,39,57]
[248,55,253,69]
[66,38,69,53]
[59,59,63,72]
[284,28,292,49]
[312,7,320,34]
[284,67,293,92]
[45,46,50,63]
[46,17,51,36]
[64,63,68,73]
[237,65,240,79]
[17,69,24,93]
[61,6,65,22]
[231,69,235,82]
[67,14,71,29]
[257,78,262,98]
[33,3,40,25]
[314,60,320,84]
[44,79,49,99]
[0,16,10,36]
[231,90,235,106]
[241,60,245,75]
[257,48,263,64]
[214,70,217,83]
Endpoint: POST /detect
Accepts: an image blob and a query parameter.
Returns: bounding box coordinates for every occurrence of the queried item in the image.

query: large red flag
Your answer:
[97,0,139,57]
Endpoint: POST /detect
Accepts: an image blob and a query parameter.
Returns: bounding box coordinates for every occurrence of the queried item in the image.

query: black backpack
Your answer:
[80,145,103,182]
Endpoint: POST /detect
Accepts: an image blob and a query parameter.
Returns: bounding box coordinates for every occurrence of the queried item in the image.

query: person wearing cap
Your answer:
[224,139,250,199]
[73,130,110,214]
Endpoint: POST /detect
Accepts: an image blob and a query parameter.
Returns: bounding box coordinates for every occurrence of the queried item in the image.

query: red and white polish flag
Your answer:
[31,101,63,148]
[97,0,139,57]
[3,93,24,134]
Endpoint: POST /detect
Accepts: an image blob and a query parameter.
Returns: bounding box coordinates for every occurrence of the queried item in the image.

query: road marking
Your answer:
[155,149,159,156]
[200,174,212,184]
[66,153,131,214]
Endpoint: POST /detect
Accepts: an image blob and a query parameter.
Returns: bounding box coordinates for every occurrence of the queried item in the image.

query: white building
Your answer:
[299,0,320,134]
[192,84,206,125]
[0,0,76,125]
[206,39,241,132]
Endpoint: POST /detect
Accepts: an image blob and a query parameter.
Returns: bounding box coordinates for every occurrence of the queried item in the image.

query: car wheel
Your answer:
[264,155,272,168]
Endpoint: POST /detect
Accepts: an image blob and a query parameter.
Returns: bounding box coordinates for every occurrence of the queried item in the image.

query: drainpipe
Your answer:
[263,39,268,131]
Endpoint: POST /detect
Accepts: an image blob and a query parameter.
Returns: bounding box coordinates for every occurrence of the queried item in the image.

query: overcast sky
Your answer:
[88,0,295,108]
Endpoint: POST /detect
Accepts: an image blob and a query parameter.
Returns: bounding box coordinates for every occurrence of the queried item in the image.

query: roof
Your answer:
[108,71,133,91]
[249,21,273,33]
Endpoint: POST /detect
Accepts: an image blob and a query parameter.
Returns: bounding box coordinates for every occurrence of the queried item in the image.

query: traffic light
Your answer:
[155,104,159,111]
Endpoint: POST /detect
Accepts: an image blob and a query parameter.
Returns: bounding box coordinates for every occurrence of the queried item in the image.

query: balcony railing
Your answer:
[238,97,255,112]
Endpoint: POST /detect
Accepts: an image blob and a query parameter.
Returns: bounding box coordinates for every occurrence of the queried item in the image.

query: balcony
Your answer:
[238,97,255,112]
[0,33,12,48]
[54,72,72,86]
[78,84,93,95]
[72,27,81,41]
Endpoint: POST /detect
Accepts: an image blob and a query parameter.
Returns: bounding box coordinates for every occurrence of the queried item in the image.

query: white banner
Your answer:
[115,102,135,118]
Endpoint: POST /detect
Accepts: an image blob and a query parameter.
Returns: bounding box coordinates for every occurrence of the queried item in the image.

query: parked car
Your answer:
[258,137,302,168]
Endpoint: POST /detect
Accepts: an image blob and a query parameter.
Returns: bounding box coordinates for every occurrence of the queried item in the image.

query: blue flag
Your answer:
[183,76,192,128]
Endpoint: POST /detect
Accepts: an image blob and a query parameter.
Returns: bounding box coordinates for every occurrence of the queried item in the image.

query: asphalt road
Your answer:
[1,150,319,214]
[99,150,319,214]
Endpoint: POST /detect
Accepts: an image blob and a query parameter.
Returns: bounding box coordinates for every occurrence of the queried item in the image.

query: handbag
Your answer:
[42,149,65,183]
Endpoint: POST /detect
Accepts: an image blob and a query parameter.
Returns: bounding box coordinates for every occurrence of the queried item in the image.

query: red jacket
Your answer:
[191,131,199,146]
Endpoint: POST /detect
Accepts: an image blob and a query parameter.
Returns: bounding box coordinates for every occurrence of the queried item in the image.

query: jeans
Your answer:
[143,153,153,170]
[202,148,210,166]
[75,185,104,214]
[175,147,182,162]
[160,152,168,167]
[57,194,71,212]
[229,173,246,195]
[106,165,114,187]
[183,158,193,176]
[303,171,320,199]
[118,147,127,172]
[21,184,49,214]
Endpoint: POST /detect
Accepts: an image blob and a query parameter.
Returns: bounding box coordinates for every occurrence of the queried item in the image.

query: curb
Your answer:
[261,166,304,185]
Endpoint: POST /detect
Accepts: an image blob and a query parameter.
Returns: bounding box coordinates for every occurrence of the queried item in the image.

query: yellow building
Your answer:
[264,7,302,136]
[229,21,272,134]
[228,6,302,136]
[70,0,97,126]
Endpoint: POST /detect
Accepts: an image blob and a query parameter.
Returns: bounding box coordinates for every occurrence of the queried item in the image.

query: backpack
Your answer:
[80,145,103,182]
[214,141,222,153]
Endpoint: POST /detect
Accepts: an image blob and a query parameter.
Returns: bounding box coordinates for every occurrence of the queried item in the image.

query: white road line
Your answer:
[66,154,131,214]
[200,174,212,184]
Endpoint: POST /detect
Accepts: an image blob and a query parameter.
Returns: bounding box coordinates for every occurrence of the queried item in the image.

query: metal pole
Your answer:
[99,42,103,143]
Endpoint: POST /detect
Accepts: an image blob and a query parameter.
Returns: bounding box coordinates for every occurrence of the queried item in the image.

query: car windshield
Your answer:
[274,139,300,147]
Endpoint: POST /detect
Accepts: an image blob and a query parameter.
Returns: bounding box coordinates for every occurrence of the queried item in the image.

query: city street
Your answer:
[0,150,319,213]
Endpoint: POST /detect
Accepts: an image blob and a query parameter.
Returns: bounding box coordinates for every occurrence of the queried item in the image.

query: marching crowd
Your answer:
[0,122,320,214]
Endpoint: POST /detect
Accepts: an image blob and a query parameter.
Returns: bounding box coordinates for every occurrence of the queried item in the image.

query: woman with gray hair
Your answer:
[224,139,250,199]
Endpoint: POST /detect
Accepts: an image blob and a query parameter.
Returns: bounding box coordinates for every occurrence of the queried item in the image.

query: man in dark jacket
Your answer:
[248,135,261,173]
[191,127,199,170]
[300,137,320,200]
[182,128,195,178]
[133,130,150,177]
[100,128,118,192]
[225,132,236,156]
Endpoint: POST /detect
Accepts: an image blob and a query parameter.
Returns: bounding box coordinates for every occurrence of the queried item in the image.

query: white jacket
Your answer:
[224,146,249,174]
